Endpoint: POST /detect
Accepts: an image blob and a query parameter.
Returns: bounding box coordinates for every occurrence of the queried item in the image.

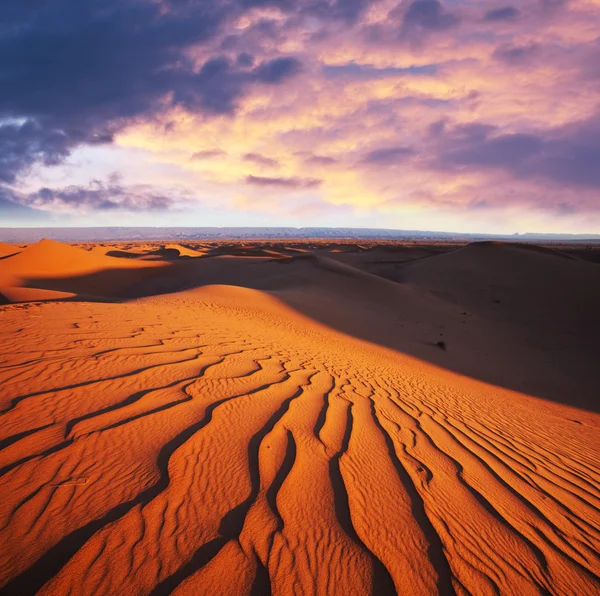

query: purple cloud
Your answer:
[0,0,303,185]
[26,180,177,211]
[362,146,415,164]
[484,6,520,21]
[402,0,459,32]
[191,149,227,160]
[303,153,338,166]
[244,153,279,167]
[245,175,322,188]
[254,57,302,84]
[493,43,538,65]
[433,115,600,188]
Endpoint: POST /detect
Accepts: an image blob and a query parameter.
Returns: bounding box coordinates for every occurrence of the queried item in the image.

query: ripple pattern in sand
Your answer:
[0,292,598,595]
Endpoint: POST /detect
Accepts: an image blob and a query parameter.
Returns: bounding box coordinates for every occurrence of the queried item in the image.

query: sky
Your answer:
[1,0,599,233]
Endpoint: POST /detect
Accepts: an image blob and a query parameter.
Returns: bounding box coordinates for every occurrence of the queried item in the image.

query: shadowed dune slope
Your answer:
[0,284,598,595]
[401,242,598,327]
[275,246,600,410]
[0,241,598,408]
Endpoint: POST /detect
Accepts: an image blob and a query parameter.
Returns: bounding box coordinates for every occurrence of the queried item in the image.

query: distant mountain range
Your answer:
[1,227,599,243]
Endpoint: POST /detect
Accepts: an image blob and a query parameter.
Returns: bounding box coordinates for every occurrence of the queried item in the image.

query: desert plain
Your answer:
[0,238,599,595]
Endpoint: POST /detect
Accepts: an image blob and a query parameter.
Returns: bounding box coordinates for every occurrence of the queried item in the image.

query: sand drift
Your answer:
[0,240,598,595]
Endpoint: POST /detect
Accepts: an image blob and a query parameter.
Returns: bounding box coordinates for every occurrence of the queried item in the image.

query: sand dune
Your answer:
[0,239,166,303]
[402,241,598,326]
[0,243,21,259]
[0,241,598,595]
[0,240,598,405]
[0,239,164,277]
[163,244,208,258]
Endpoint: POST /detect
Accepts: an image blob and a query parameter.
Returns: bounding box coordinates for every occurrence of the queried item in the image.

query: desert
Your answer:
[3,0,600,593]
[0,238,598,595]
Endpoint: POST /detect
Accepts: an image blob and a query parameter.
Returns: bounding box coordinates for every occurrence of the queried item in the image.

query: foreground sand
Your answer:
[0,240,599,595]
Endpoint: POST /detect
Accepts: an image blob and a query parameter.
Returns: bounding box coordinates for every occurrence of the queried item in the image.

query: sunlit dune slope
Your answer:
[0,240,599,595]
[0,238,163,277]
[0,242,20,259]
[0,239,166,302]
[163,243,208,258]
[0,283,598,595]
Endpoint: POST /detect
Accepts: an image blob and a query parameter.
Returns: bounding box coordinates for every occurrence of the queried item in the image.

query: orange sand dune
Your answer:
[0,243,21,259]
[0,239,166,302]
[163,243,208,258]
[0,241,599,595]
[0,238,164,277]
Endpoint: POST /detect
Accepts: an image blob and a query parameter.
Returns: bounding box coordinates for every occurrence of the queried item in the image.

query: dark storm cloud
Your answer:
[484,6,519,21]
[236,52,255,67]
[434,116,600,188]
[168,56,301,114]
[0,120,112,185]
[245,175,322,188]
[0,0,224,124]
[0,0,303,183]
[254,57,302,83]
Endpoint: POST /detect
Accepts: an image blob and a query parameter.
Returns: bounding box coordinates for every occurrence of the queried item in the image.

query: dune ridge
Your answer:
[0,241,598,595]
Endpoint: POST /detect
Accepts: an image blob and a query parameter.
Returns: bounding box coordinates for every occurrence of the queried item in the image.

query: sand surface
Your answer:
[0,240,598,595]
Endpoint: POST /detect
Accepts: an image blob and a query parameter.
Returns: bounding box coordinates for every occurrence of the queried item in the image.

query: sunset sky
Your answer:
[1,0,599,232]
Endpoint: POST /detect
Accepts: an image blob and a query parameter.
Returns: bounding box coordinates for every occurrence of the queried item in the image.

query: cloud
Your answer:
[484,6,520,21]
[534,118,600,188]
[245,175,322,188]
[437,128,542,170]
[492,43,538,65]
[301,153,338,166]
[243,153,279,167]
[0,0,225,124]
[3,0,600,232]
[401,0,459,32]
[0,120,111,184]
[0,188,52,224]
[18,176,179,213]
[0,0,302,182]
[361,146,415,164]
[191,149,227,160]
[434,115,600,188]
[302,0,375,24]
[322,62,438,79]
[254,57,302,83]
[170,56,303,115]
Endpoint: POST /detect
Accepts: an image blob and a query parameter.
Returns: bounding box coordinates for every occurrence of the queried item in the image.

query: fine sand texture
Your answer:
[0,239,599,595]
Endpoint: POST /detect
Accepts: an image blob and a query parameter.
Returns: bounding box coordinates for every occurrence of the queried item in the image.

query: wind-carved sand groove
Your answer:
[0,285,598,595]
